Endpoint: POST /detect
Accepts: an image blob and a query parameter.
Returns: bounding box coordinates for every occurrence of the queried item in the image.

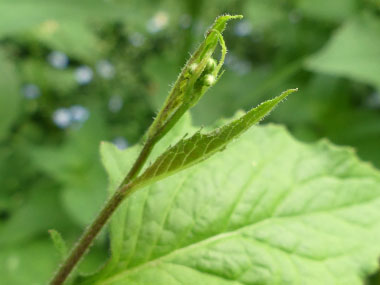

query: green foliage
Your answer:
[94,114,380,284]
[0,50,20,141]
[306,12,380,90]
[0,239,60,285]
[1,0,380,284]
[146,15,242,143]
[134,89,296,188]
[0,182,74,246]
[30,112,108,226]
[296,0,357,22]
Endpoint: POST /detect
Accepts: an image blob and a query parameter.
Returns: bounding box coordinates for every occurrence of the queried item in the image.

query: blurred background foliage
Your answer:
[0,0,380,284]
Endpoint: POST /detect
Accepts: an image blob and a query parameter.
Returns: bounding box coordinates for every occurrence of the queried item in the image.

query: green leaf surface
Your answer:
[134,89,296,189]
[92,115,380,284]
[306,12,380,90]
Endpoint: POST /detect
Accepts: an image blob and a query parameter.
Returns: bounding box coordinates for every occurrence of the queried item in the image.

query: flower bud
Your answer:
[205,58,217,73]
[203,74,216,86]
[188,63,198,75]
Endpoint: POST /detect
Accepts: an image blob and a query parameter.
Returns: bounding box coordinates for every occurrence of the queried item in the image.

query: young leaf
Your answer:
[133,89,297,189]
[49,229,68,260]
[90,118,380,285]
[146,15,242,142]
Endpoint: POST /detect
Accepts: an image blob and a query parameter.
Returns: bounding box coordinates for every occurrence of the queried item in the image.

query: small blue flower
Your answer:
[53,108,72,128]
[75,66,93,85]
[365,92,380,109]
[47,51,69,69]
[96,60,115,79]
[108,95,123,113]
[113,137,129,150]
[70,105,90,123]
[22,84,41,99]
[129,32,146,47]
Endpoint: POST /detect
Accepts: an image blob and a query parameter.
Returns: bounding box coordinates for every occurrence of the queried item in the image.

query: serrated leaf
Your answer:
[96,115,195,278]
[89,115,380,285]
[306,12,380,90]
[133,89,296,189]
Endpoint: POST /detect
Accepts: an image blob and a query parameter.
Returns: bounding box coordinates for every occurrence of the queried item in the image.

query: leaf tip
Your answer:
[279,88,298,100]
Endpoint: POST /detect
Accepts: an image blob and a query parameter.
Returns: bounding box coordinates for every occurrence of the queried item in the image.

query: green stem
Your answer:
[50,183,132,285]
[50,105,189,285]
[50,140,156,285]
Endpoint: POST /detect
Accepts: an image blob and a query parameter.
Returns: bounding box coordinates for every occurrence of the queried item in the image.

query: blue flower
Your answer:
[129,32,146,47]
[53,108,72,128]
[47,51,69,69]
[108,95,123,113]
[96,60,115,79]
[70,105,90,123]
[75,66,93,85]
[22,84,41,99]
[113,137,129,150]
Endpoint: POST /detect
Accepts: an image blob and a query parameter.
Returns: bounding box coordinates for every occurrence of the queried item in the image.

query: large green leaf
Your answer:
[91,115,380,284]
[306,12,380,90]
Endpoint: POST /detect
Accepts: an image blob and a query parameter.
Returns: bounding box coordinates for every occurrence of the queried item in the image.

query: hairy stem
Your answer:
[50,140,155,285]
[50,15,241,285]
[50,183,131,285]
[50,106,190,284]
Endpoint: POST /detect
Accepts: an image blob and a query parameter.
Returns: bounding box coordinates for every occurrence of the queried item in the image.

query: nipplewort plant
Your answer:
[50,15,380,285]
[50,14,295,284]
